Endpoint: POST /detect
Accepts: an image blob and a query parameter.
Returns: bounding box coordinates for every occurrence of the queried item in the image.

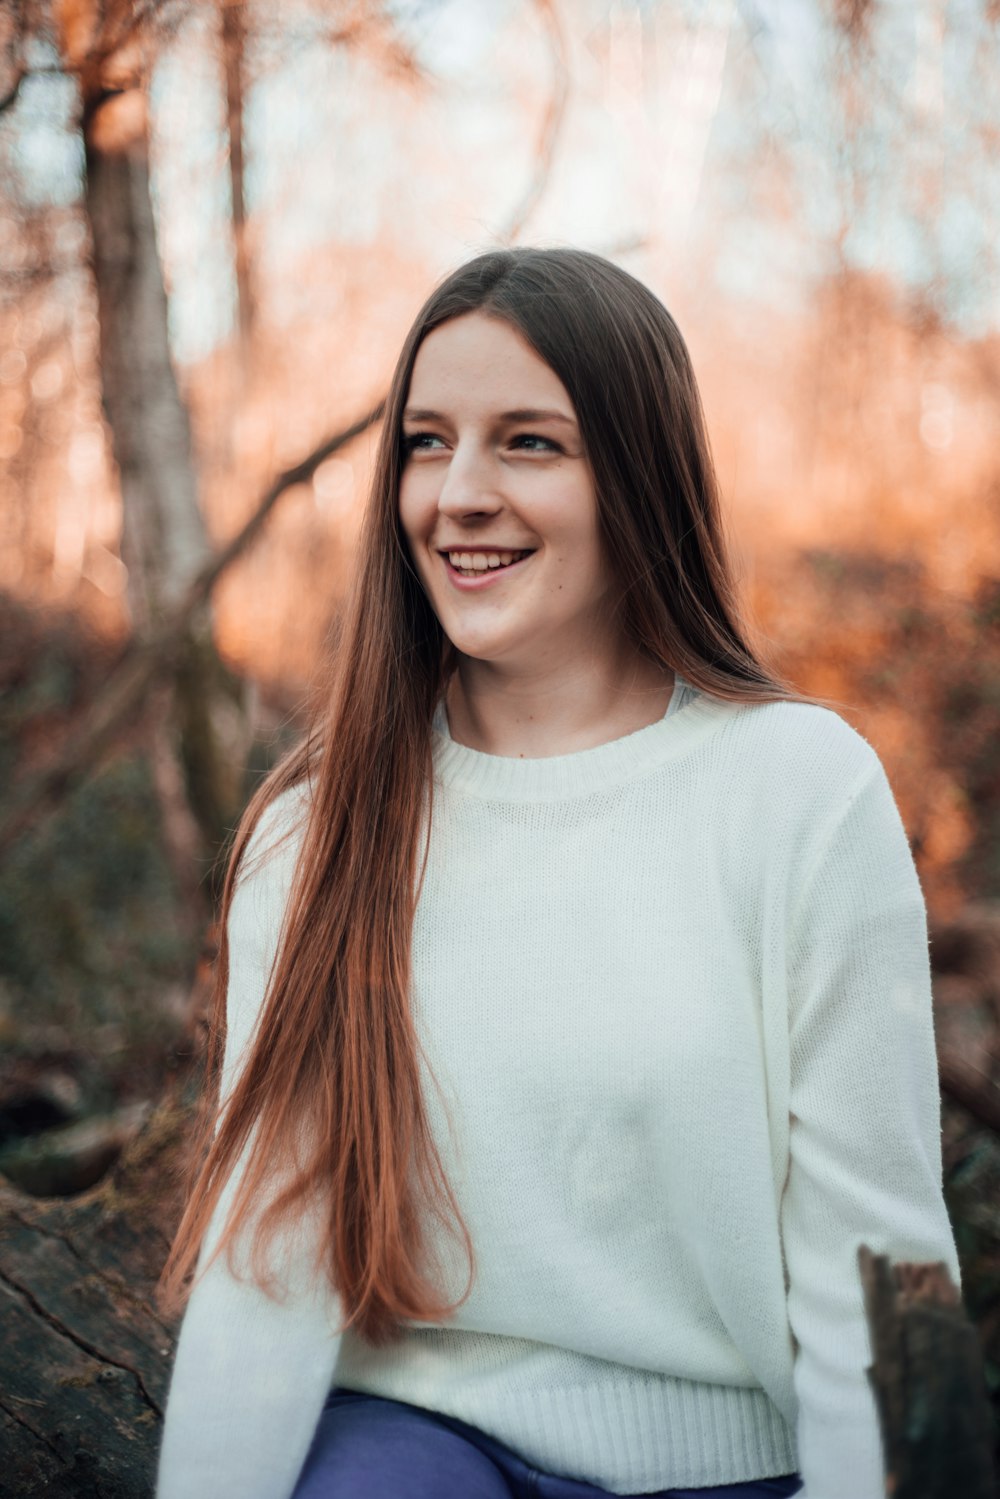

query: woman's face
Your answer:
[398,311,616,673]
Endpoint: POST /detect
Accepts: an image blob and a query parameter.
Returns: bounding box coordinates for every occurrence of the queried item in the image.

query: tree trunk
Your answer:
[57,2,252,901]
[82,81,210,629]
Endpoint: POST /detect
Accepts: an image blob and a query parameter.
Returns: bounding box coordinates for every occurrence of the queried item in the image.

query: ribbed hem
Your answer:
[456,1378,797,1494]
[431,674,740,802]
[337,1370,798,1495]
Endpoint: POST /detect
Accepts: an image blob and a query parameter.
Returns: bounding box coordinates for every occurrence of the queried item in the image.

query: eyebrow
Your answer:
[402,407,576,426]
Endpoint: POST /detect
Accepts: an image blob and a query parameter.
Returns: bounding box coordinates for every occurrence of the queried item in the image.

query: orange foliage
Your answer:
[2,246,998,918]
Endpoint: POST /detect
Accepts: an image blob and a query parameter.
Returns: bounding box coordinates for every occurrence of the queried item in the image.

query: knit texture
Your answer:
[156,675,960,1499]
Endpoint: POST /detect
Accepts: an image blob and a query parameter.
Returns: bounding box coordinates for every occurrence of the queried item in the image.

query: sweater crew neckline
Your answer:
[431,672,734,801]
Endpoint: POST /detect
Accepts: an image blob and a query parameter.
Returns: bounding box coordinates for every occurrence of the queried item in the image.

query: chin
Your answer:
[450,642,508,663]
[447,633,520,665]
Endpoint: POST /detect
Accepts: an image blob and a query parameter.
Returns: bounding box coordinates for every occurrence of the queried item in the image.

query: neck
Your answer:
[444,644,676,758]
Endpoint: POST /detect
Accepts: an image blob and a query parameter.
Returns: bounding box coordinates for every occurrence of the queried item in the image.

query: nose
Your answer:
[436,438,503,520]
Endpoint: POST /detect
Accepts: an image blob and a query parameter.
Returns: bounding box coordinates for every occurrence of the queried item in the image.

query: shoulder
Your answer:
[218,780,316,1091]
[703,694,900,885]
[746,697,925,903]
[724,695,885,808]
[229,778,315,956]
[241,778,314,878]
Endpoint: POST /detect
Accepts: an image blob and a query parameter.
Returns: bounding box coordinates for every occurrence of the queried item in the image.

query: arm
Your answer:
[781,755,960,1499]
[156,803,343,1499]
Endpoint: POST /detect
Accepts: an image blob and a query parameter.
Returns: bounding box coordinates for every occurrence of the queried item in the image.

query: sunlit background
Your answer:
[6,1,1000,889]
[1,1,1000,1480]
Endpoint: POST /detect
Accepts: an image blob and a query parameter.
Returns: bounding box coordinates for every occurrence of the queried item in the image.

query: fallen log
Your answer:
[4,1094,997,1497]
[0,1092,190,1498]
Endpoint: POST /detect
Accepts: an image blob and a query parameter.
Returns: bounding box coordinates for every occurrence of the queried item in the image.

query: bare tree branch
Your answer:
[88,0,186,78]
[498,0,570,244]
[0,63,66,116]
[0,259,80,288]
[0,0,27,115]
[0,403,384,856]
[938,1052,1000,1136]
[832,0,876,43]
[319,16,425,84]
[250,7,427,85]
[0,67,27,115]
[0,1,179,123]
[191,402,383,606]
[220,0,253,345]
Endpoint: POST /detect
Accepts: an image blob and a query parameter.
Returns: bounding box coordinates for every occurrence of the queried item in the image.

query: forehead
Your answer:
[406,312,573,414]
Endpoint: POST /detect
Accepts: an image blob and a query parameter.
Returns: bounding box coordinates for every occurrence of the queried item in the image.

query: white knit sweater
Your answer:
[156,674,960,1499]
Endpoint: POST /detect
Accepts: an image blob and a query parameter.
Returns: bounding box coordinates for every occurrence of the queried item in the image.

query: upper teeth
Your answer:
[447,551,527,571]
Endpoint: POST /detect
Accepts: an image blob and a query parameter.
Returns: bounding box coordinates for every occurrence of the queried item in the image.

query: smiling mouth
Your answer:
[440,549,535,577]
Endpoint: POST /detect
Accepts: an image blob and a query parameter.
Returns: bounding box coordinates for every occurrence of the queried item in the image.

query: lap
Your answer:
[290,1390,513,1499]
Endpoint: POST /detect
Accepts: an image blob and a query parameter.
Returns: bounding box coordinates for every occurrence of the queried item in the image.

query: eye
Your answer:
[509,433,562,453]
[402,430,562,457]
[401,431,443,452]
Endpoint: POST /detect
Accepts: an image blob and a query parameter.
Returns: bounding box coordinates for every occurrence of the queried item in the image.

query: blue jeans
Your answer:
[291,1387,804,1498]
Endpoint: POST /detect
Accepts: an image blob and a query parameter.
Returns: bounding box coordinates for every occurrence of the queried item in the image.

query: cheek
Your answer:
[563,500,611,575]
[563,516,613,603]
[398,474,429,545]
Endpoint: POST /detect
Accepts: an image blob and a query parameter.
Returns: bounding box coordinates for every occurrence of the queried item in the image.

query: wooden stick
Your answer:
[858,1244,996,1498]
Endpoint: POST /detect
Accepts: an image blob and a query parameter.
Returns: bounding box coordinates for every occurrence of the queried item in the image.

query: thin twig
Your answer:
[938,1052,1000,1136]
[0,403,384,857]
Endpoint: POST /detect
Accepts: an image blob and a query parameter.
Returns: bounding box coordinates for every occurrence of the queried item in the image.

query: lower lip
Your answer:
[440,553,534,590]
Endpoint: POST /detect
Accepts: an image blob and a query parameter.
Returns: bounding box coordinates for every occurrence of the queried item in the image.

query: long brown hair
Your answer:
[157,246,838,1345]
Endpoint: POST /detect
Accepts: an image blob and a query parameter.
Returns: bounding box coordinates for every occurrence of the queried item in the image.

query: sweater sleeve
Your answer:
[781,753,961,1499]
[156,803,343,1499]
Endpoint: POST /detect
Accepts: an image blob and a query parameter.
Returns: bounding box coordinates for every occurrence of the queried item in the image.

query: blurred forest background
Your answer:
[2,0,1000,1490]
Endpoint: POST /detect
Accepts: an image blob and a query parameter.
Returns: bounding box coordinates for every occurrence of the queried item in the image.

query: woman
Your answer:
[156,247,960,1499]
